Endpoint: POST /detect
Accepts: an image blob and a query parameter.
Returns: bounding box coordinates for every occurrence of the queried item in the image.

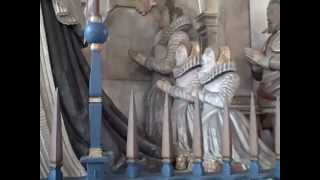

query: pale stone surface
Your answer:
[175,0,252,91]
[102,80,151,134]
[82,0,266,123]
[249,0,269,49]
[222,0,252,91]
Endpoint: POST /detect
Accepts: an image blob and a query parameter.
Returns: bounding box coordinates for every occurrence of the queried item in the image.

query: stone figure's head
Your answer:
[175,41,192,66]
[170,15,193,32]
[266,0,280,33]
[201,47,216,67]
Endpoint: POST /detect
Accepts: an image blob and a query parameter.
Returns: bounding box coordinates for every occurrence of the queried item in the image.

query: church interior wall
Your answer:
[82,0,267,120]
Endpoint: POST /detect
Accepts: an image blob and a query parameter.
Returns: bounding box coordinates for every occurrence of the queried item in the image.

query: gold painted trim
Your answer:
[162,158,172,163]
[89,15,102,23]
[89,96,102,103]
[90,43,103,51]
[89,148,103,157]
[250,156,258,161]
[222,156,231,161]
[194,158,202,162]
[127,159,136,163]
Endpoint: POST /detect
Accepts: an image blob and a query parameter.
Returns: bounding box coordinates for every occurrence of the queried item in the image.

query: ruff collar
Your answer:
[199,63,237,85]
[173,56,201,79]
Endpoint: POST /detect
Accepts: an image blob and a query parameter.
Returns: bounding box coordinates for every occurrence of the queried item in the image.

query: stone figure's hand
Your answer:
[135,0,157,16]
[128,48,147,66]
[244,48,269,68]
[156,79,172,93]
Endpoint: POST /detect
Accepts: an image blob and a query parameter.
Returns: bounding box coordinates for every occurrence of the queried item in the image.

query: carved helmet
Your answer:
[169,15,192,33]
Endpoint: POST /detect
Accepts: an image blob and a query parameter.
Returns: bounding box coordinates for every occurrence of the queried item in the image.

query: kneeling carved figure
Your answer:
[157,45,275,172]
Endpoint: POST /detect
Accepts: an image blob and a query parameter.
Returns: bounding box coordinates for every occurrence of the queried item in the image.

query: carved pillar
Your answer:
[195,0,220,53]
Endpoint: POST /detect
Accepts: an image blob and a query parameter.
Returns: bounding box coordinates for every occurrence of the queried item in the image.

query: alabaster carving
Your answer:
[157,46,275,172]
[128,4,195,148]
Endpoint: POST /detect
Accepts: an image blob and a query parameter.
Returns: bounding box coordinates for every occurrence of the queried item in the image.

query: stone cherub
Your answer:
[157,46,275,172]
[128,3,195,147]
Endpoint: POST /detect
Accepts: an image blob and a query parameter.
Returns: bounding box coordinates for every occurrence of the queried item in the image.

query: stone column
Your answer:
[195,0,220,53]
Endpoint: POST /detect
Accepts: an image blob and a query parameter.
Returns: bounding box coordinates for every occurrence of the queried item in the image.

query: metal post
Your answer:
[80,1,110,179]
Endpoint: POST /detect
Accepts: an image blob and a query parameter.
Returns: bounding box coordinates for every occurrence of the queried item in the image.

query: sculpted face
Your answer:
[201,48,216,67]
[175,44,189,67]
[267,2,280,33]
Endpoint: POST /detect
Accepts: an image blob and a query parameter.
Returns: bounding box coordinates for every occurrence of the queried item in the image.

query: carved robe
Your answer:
[198,63,275,170]
[258,30,280,105]
[169,53,202,158]
[168,62,275,171]
[142,16,193,146]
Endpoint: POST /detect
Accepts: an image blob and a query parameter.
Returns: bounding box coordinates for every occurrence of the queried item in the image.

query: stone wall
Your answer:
[83,0,266,119]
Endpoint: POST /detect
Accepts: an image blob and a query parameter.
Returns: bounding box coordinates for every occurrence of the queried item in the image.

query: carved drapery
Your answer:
[40,2,86,178]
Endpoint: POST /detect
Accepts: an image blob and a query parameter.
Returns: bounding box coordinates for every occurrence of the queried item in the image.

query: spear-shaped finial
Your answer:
[126,89,139,178]
[274,96,280,179]
[161,93,174,177]
[161,93,172,159]
[48,88,63,180]
[192,97,204,176]
[193,98,203,160]
[275,96,280,159]
[222,102,231,160]
[221,102,232,176]
[249,92,261,177]
[249,92,258,160]
[127,89,138,161]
